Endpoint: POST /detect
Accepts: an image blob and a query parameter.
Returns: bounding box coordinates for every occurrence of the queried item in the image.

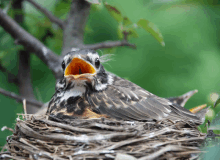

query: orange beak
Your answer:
[64,58,96,78]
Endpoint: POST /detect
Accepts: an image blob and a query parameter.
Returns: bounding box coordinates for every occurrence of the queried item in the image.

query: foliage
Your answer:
[198,95,220,159]
[104,2,165,45]
[137,19,165,46]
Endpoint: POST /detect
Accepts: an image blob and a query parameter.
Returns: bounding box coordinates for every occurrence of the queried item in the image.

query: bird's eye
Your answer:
[95,58,100,68]
[61,61,65,70]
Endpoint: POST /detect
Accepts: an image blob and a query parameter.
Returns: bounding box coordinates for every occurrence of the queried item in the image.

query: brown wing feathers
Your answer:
[89,76,202,124]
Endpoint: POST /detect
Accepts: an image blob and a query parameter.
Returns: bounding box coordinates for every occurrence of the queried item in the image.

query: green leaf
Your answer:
[209,111,220,130]
[127,28,139,38]
[0,51,6,59]
[117,24,139,39]
[214,97,220,108]
[85,25,94,34]
[90,3,103,12]
[137,19,165,46]
[54,0,71,18]
[123,17,132,26]
[105,4,123,22]
[117,24,124,39]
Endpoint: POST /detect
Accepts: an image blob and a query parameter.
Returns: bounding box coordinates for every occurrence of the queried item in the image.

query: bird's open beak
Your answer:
[64,57,96,78]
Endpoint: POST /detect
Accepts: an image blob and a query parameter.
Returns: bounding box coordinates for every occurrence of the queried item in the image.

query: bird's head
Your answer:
[61,49,113,91]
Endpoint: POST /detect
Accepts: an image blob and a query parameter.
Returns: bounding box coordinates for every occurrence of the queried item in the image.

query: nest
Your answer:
[0,114,206,160]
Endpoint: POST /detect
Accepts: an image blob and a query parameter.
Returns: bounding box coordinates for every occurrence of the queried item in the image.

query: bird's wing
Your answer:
[88,75,202,124]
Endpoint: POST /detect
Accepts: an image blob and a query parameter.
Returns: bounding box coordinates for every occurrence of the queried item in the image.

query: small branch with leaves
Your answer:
[0,0,164,113]
[25,0,65,29]
[0,8,62,78]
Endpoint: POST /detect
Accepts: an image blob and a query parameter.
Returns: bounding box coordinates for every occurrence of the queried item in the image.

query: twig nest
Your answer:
[1,114,206,159]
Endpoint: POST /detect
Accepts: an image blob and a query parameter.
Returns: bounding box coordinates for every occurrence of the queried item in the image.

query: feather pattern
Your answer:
[88,74,202,124]
[47,50,205,125]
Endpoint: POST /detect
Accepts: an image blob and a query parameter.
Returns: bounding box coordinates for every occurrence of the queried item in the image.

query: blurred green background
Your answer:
[0,0,220,151]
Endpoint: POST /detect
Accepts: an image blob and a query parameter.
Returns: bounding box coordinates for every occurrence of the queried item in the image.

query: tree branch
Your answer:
[83,40,136,50]
[25,0,65,29]
[12,0,39,114]
[0,88,43,107]
[18,50,40,113]
[0,9,63,78]
[62,0,90,55]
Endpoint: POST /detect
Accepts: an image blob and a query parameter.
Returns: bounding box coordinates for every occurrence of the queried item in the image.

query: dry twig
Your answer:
[0,88,43,107]
[83,40,136,50]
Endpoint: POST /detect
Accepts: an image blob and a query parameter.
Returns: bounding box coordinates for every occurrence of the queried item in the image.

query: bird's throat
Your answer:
[64,58,96,78]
